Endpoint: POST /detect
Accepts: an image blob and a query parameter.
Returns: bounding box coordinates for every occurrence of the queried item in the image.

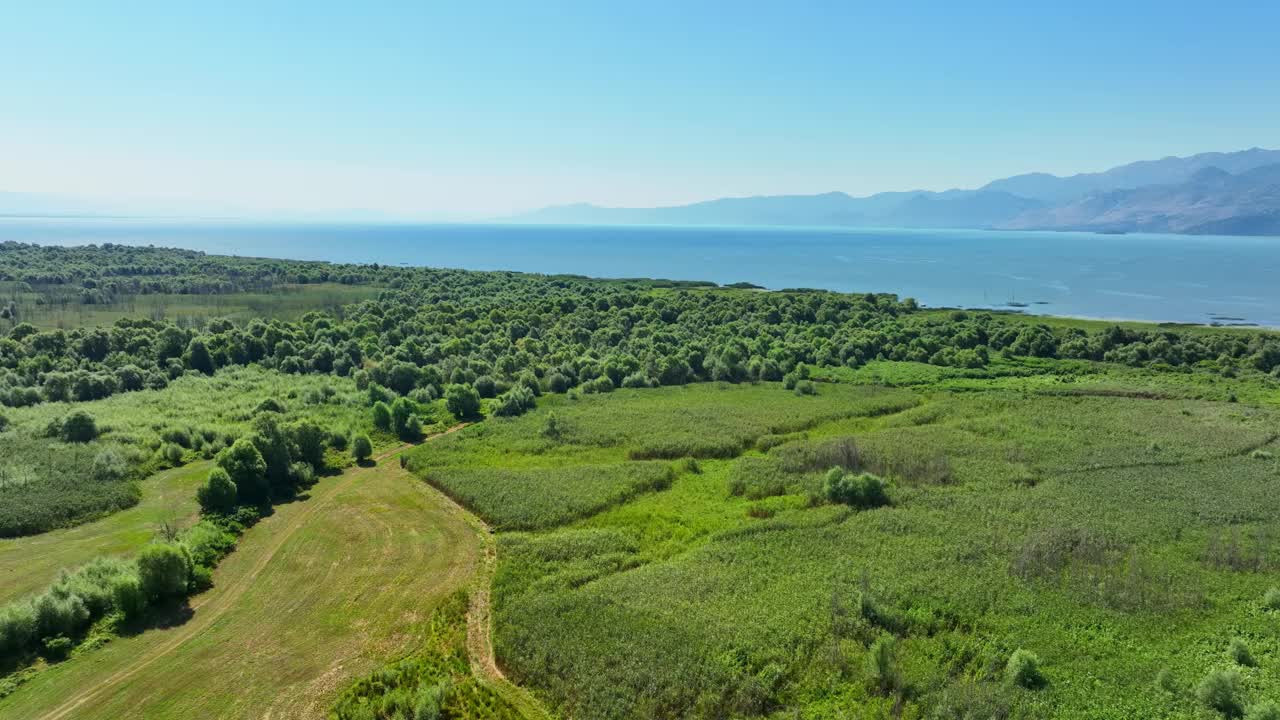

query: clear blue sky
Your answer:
[3,1,1278,217]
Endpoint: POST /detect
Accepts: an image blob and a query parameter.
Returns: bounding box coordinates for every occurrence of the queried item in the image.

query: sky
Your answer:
[3,1,1279,218]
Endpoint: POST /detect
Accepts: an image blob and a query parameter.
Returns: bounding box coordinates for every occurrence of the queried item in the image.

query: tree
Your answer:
[185,338,215,375]
[445,384,481,419]
[287,419,326,469]
[372,401,393,431]
[391,397,414,437]
[217,438,269,504]
[61,410,98,443]
[197,467,238,513]
[250,413,292,492]
[493,385,536,417]
[137,543,191,601]
[352,434,373,463]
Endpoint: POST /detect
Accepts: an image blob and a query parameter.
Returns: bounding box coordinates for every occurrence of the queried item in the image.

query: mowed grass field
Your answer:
[0,461,209,606]
[0,452,480,720]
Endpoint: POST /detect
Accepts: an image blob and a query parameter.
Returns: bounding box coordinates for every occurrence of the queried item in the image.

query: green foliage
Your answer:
[217,438,269,505]
[823,468,889,509]
[865,634,901,695]
[352,433,373,463]
[196,467,238,513]
[136,543,192,601]
[1246,702,1280,720]
[1263,586,1280,611]
[1005,649,1045,689]
[372,401,393,431]
[444,384,481,419]
[330,592,521,720]
[60,410,98,443]
[493,385,536,417]
[1229,638,1256,667]
[1198,669,1245,718]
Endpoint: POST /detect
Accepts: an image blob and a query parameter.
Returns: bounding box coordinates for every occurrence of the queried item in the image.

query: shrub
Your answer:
[90,447,129,483]
[254,397,287,414]
[866,634,901,695]
[403,415,423,440]
[1155,667,1178,694]
[43,635,74,660]
[542,412,562,439]
[287,419,327,469]
[0,412,8,432]
[1263,587,1280,611]
[1247,703,1280,720]
[444,384,481,419]
[1005,649,1045,689]
[794,379,817,396]
[34,590,90,639]
[160,442,184,466]
[493,385,536,417]
[823,468,888,510]
[110,573,147,622]
[0,602,37,656]
[474,375,497,398]
[1229,638,1256,667]
[372,401,393,431]
[546,372,571,393]
[1197,669,1244,718]
[137,543,192,601]
[328,431,349,451]
[352,434,373,463]
[218,438,269,505]
[61,410,98,443]
[198,468,238,514]
[391,397,414,437]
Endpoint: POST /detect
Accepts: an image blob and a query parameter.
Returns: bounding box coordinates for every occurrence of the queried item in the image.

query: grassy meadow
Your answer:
[398,373,1280,720]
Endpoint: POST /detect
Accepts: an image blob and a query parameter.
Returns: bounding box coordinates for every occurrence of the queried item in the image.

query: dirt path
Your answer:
[31,430,465,720]
[422,483,556,720]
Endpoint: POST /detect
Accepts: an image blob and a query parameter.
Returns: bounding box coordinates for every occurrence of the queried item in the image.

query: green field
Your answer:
[0,462,208,606]
[0,451,480,720]
[397,379,1280,720]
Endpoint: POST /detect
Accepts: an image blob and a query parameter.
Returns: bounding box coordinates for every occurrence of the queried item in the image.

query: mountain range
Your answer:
[510,148,1280,235]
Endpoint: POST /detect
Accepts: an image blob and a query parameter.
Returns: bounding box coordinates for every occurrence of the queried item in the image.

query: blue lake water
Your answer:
[3,218,1279,327]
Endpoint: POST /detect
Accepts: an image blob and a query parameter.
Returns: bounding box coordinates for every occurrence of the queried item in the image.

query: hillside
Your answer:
[1000,163,1280,233]
[509,148,1280,235]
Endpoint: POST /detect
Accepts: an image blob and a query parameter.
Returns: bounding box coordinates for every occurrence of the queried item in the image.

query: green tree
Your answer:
[372,401,393,431]
[391,397,414,437]
[196,467,238,513]
[137,543,191,601]
[352,434,373,463]
[185,338,216,375]
[287,419,327,469]
[61,410,98,443]
[217,438,269,505]
[445,384,481,419]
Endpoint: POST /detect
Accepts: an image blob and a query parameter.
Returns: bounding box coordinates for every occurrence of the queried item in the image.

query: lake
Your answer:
[3,218,1279,327]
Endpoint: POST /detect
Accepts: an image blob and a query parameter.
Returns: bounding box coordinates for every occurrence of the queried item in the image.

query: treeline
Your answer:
[0,405,366,671]
[3,244,1280,416]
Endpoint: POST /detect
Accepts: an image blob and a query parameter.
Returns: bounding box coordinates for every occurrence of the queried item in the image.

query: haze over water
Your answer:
[4,218,1279,327]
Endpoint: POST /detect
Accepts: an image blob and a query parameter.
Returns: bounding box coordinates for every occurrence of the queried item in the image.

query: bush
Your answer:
[160,442,184,466]
[1197,669,1244,718]
[0,602,37,656]
[445,384,481,419]
[287,419,327,469]
[372,401,393,431]
[823,468,888,510]
[866,634,901,695]
[403,415,423,440]
[43,635,74,660]
[1247,702,1280,720]
[34,590,90,639]
[493,385,536,417]
[90,447,129,482]
[218,438,269,505]
[137,543,192,601]
[1263,587,1280,611]
[474,375,497,398]
[352,433,373,463]
[1005,649,1045,689]
[110,573,147,622]
[197,467,238,514]
[794,379,817,396]
[1229,638,1256,667]
[61,410,98,443]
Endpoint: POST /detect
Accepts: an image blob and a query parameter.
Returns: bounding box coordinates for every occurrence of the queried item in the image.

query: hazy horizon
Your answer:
[4,2,1279,218]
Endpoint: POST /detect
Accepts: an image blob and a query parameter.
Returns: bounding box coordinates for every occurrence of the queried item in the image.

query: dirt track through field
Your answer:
[14,429,472,720]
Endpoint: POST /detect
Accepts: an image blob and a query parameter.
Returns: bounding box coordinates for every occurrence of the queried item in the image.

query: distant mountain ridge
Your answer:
[510,148,1280,236]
